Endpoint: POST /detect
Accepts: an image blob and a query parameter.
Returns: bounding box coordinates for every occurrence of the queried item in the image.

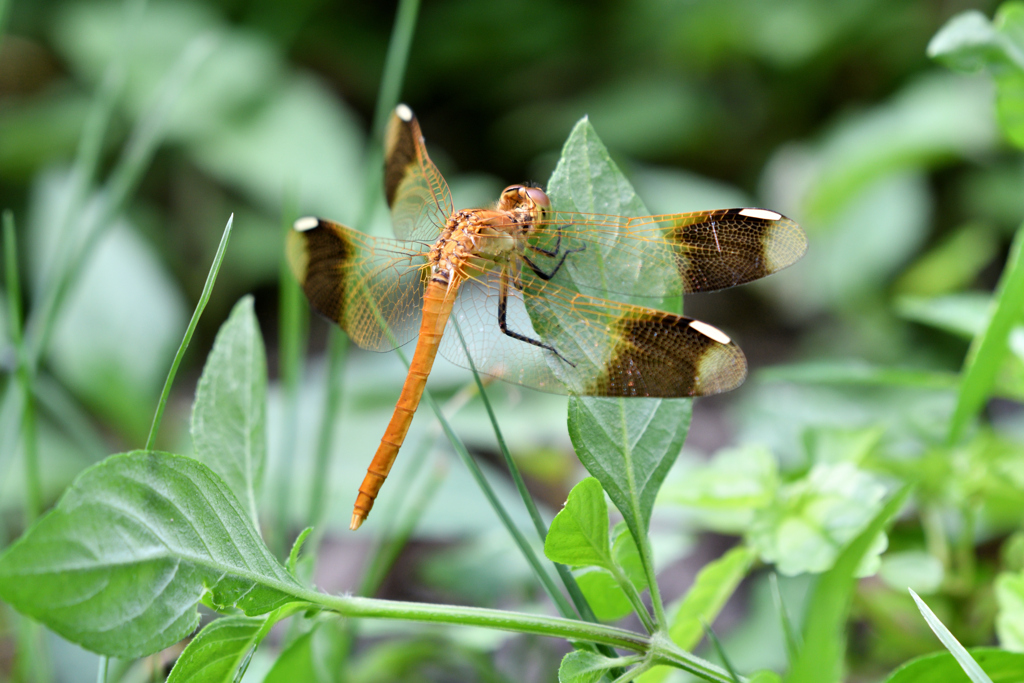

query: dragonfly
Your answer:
[288,104,806,530]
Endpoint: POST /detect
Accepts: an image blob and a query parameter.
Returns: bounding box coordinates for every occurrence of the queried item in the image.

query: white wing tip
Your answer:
[689,320,732,345]
[294,216,320,232]
[738,208,782,221]
[396,103,413,121]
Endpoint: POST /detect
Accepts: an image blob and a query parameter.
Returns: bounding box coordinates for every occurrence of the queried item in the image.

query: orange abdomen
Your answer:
[350,279,456,530]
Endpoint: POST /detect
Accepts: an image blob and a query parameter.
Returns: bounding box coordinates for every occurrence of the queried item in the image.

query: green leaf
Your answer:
[191,295,268,529]
[0,451,302,658]
[568,396,691,543]
[884,647,1024,682]
[910,589,994,683]
[667,546,754,652]
[785,486,911,683]
[930,5,1024,148]
[949,221,1024,443]
[544,477,612,569]
[570,522,649,623]
[927,11,1011,72]
[166,616,265,683]
[558,650,623,683]
[575,568,633,622]
[264,620,347,683]
[995,571,1024,651]
[748,462,889,577]
[660,445,778,533]
[521,118,692,543]
[287,527,313,577]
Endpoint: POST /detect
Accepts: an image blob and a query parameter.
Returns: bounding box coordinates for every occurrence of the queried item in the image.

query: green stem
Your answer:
[96,657,108,683]
[146,215,234,449]
[5,211,41,522]
[609,562,656,634]
[283,589,732,682]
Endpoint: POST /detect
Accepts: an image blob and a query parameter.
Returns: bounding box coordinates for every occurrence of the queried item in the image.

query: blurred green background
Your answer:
[4,0,1024,680]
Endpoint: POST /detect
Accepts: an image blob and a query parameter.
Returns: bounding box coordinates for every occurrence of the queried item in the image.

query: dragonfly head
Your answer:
[498,185,550,220]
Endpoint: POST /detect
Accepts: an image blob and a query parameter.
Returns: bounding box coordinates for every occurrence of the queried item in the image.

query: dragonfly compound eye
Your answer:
[524,186,551,210]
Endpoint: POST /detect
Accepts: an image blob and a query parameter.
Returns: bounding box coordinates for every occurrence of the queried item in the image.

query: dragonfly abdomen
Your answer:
[350,278,457,530]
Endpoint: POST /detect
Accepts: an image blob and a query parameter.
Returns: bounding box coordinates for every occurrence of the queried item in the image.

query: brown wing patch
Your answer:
[384,105,419,208]
[669,207,806,293]
[382,105,453,241]
[288,217,427,351]
[587,313,747,397]
[288,218,351,325]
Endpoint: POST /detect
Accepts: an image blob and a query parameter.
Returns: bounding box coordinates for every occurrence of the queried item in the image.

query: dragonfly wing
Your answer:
[437,269,745,397]
[438,271,568,394]
[288,217,426,351]
[384,105,454,242]
[531,207,805,298]
[524,278,747,397]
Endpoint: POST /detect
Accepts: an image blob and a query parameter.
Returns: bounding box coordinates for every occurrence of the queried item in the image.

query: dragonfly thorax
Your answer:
[428,205,534,285]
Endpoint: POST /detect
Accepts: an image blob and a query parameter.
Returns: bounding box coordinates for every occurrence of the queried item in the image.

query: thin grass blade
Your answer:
[948,221,1024,443]
[146,214,234,449]
[909,589,994,683]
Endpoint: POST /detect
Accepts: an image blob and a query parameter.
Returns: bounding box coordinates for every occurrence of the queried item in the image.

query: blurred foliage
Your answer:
[5,0,1024,681]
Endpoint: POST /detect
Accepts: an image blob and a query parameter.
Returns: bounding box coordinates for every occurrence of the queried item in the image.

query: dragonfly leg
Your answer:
[498,271,576,367]
[526,222,583,257]
[522,241,583,281]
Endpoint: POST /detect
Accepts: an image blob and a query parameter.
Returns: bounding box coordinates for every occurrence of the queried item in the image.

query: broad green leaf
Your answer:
[659,445,777,533]
[884,647,1024,683]
[927,11,1012,72]
[527,117,691,540]
[748,462,889,577]
[166,616,265,683]
[995,572,1024,652]
[785,486,911,683]
[264,629,317,683]
[930,5,1024,148]
[749,673,784,683]
[949,221,1024,443]
[668,546,754,651]
[558,650,622,683]
[575,568,633,622]
[572,523,648,623]
[544,477,612,569]
[910,589,994,683]
[568,396,691,542]
[263,620,346,683]
[0,451,302,658]
[191,295,268,528]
